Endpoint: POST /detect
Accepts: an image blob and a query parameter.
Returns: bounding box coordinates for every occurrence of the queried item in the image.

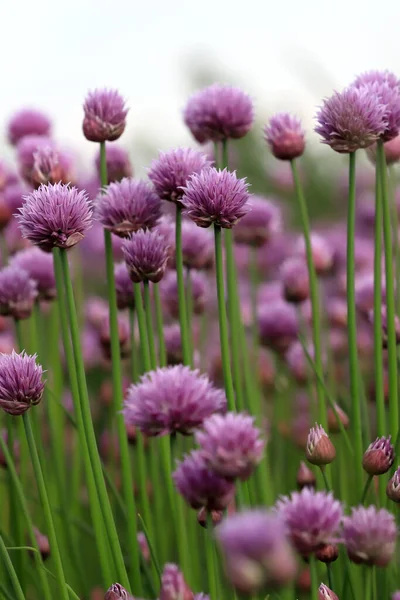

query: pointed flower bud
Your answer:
[315,543,339,563]
[159,563,193,600]
[264,113,305,160]
[318,583,339,600]
[33,527,50,560]
[197,507,224,529]
[83,89,128,143]
[362,436,395,475]
[386,466,400,502]
[296,461,316,490]
[306,424,336,466]
[104,583,131,600]
[327,404,349,433]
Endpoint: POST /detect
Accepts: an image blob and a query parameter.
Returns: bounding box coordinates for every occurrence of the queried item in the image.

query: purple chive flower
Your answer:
[31,146,73,187]
[281,257,309,303]
[96,178,161,237]
[94,144,133,184]
[161,269,208,318]
[17,135,56,183]
[277,488,343,556]
[258,300,299,354]
[124,365,226,436]
[387,466,400,503]
[217,510,297,594]
[114,262,135,309]
[234,196,282,247]
[264,113,305,160]
[17,183,93,251]
[122,229,169,283]
[168,219,214,270]
[9,248,56,301]
[0,266,38,319]
[159,563,193,600]
[318,584,339,600]
[343,505,397,566]
[393,594,400,600]
[353,70,400,89]
[7,108,52,146]
[184,83,254,143]
[82,89,128,143]
[353,71,400,141]
[4,183,30,214]
[315,87,388,153]
[164,324,184,365]
[0,350,45,416]
[306,424,336,466]
[148,148,212,205]
[173,449,235,510]
[196,412,265,481]
[104,583,132,600]
[181,168,250,229]
[295,233,334,275]
[362,435,395,475]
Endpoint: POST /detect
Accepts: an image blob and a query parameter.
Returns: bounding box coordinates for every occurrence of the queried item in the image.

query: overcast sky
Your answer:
[2,0,400,172]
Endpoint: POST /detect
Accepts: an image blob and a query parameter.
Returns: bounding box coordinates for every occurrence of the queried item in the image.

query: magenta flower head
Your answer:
[195,412,265,481]
[234,196,282,247]
[173,449,235,510]
[159,563,193,600]
[161,269,208,318]
[281,257,309,303]
[17,135,55,183]
[114,262,135,309]
[258,300,299,354]
[184,84,254,143]
[7,108,51,146]
[393,593,400,600]
[0,266,38,320]
[315,87,388,153]
[17,183,93,252]
[387,466,400,503]
[0,350,45,416]
[95,144,133,184]
[4,183,30,214]
[164,324,184,365]
[82,89,128,143]
[362,435,395,475]
[9,248,56,300]
[124,365,226,436]
[264,113,305,160]
[318,584,339,600]
[277,488,343,556]
[175,219,214,270]
[295,233,334,275]
[181,168,250,229]
[217,509,297,594]
[96,178,161,237]
[343,505,397,566]
[122,229,169,283]
[148,148,212,205]
[306,424,336,466]
[104,583,132,600]
[31,146,73,188]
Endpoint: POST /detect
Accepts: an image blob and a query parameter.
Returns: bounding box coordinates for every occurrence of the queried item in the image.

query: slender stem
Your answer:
[0,535,25,600]
[185,268,194,364]
[361,474,373,504]
[319,467,330,491]
[377,141,399,442]
[213,224,235,410]
[0,232,8,266]
[309,554,319,600]
[327,562,333,591]
[365,567,373,600]
[154,285,167,367]
[143,281,157,368]
[129,307,140,381]
[134,283,151,372]
[175,204,192,366]
[290,159,327,428]
[205,516,218,600]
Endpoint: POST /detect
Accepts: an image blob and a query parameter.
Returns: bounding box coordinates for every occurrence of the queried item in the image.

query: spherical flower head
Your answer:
[17,183,93,252]
[122,229,169,283]
[0,350,45,416]
[353,70,400,90]
[124,365,226,436]
[281,257,309,303]
[173,449,235,510]
[217,509,297,594]
[296,461,316,490]
[164,324,183,365]
[161,269,208,318]
[7,108,52,146]
[10,248,56,300]
[295,233,334,275]
[195,412,265,481]
[277,488,343,556]
[315,87,388,153]
[31,146,72,187]
[17,135,56,183]
[82,89,128,143]
[234,196,282,247]
[95,144,133,184]
[104,583,132,600]
[159,563,193,600]
[0,266,38,319]
[181,168,250,229]
[367,135,400,165]
[387,466,400,502]
[258,300,299,353]
[343,505,397,566]
[4,183,30,214]
[264,113,305,160]
[148,148,212,205]
[114,262,135,309]
[362,435,395,475]
[318,584,339,600]
[96,178,161,237]
[177,219,214,270]
[327,403,350,433]
[353,71,400,141]
[184,84,254,143]
[306,424,336,466]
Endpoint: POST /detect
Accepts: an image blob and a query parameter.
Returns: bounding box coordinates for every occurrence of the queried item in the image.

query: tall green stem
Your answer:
[154,285,167,366]
[129,308,140,381]
[0,535,25,600]
[204,518,218,600]
[143,282,157,368]
[309,555,319,600]
[175,204,192,366]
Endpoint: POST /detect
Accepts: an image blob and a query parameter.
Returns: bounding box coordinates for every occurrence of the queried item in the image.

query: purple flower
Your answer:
[9,248,56,300]
[17,183,93,251]
[31,146,73,187]
[159,564,193,600]
[114,262,135,309]
[196,412,265,481]
[124,365,226,436]
[393,594,400,600]
[4,183,30,214]
[306,424,336,466]
[174,219,214,270]
[362,435,395,475]
[217,510,297,594]
[0,350,45,416]
[17,135,56,183]
[181,168,250,229]
[353,70,400,90]
[164,324,183,365]
[343,505,397,566]
[82,89,128,143]
[258,300,299,353]
[122,229,169,283]
[104,583,132,600]
[318,584,338,600]
[7,108,52,146]
[234,196,282,247]
[315,87,388,153]
[184,84,254,143]
[387,466,400,503]
[277,488,343,556]
[264,113,305,160]
[148,148,212,205]
[281,257,309,304]
[295,232,334,275]
[0,266,38,319]
[160,269,208,318]
[94,144,133,183]
[96,178,161,237]
[173,449,235,510]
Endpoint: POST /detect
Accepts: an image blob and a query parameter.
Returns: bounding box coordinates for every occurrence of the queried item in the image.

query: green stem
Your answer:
[154,285,167,367]
[134,283,151,372]
[290,159,327,428]
[327,562,333,591]
[129,307,140,381]
[205,516,218,600]
[185,268,194,364]
[143,281,157,368]
[361,474,373,504]
[309,554,319,600]
[0,535,25,600]
[213,224,235,411]
[175,204,192,366]
[319,467,330,491]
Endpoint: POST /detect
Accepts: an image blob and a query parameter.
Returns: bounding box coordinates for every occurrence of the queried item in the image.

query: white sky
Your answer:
[2,0,400,172]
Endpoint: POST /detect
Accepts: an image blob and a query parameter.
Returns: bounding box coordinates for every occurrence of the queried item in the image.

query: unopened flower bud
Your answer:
[281,257,309,303]
[104,583,131,600]
[159,563,193,600]
[362,436,395,475]
[306,424,336,466]
[197,507,224,529]
[316,543,339,563]
[386,466,400,502]
[327,404,349,433]
[318,583,339,600]
[296,461,316,490]
[137,532,150,562]
[33,527,50,560]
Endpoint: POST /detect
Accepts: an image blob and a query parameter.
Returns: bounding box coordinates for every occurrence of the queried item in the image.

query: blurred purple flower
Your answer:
[234,196,282,247]
[258,300,299,353]
[7,108,52,146]
[161,269,208,318]
[0,266,37,319]
[0,350,45,416]
[10,248,56,300]
[343,505,397,566]
[17,135,56,183]
[264,113,305,160]
[159,563,193,600]
[114,262,135,309]
[4,183,30,214]
[168,219,214,270]
[94,144,133,184]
